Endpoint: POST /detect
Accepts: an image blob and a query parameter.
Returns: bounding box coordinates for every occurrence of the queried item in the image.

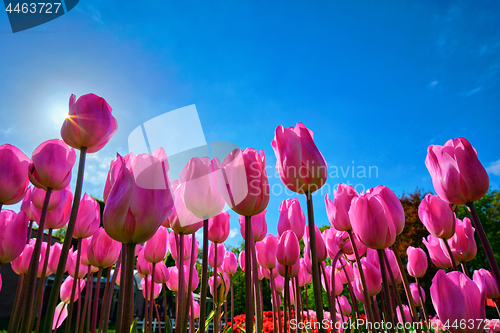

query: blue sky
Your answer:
[1,0,499,248]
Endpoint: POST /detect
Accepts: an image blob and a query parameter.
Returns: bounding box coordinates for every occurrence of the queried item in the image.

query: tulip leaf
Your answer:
[164,314,173,333]
[129,318,138,333]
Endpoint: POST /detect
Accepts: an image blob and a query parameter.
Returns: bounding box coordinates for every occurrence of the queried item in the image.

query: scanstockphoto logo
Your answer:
[128,105,245,227]
[3,0,79,32]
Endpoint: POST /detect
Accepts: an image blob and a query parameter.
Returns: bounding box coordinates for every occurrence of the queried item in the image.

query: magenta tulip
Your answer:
[103,149,174,244]
[30,184,71,212]
[167,231,196,262]
[208,242,226,268]
[103,153,128,203]
[407,246,428,278]
[28,139,76,191]
[304,225,327,262]
[262,268,279,280]
[48,243,64,275]
[410,283,426,307]
[431,270,486,333]
[336,295,352,316]
[473,269,500,299]
[448,217,477,263]
[217,148,270,216]
[79,237,97,272]
[73,193,100,239]
[208,211,230,243]
[418,194,456,239]
[422,235,453,269]
[238,251,246,272]
[325,183,359,231]
[336,258,354,284]
[153,261,170,284]
[67,249,88,279]
[143,226,168,264]
[11,240,34,275]
[353,258,382,297]
[277,259,300,279]
[396,305,413,323]
[222,251,238,275]
[0,210,28,264]
[61,93,118,153]
[166,267,179,291]
[60,276,85,303]
[238,209,267,242]
[425,137,489,205]
[87,228,121,268]
[369,185,405,235]
[53,302,68,330]
[180,156,225,219]
[321,265,343,296]
[349,191,397,249]
[169,182,203,234]
[31,188,72,230]
[274,276,285,293]
[0,144,30,205]
[136,248,153,277]
[271,122,327,194]
[141,276,162,300]
[276,230,300,267]
[20,187,36,221]
[303,252,313,275]
[190,299,201,319]
[278,198,306,239]
[209,273,230,300]
[256,234,278,270]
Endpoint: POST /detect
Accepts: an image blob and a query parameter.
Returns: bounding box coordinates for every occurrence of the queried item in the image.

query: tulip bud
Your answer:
[353,258,382,297]
[256,234,278,270]
[208,211,231,243]
[238,210,268,242]
[0,210,29,264]
[410,283,426,307]
[143,226,169,264]
[208,242,226,268]
[325,183,359,231]
[87,228,121,268]
[448,217,477,263]
[336,295,352,316]
[473,269,500,299]
[0,144,30,205]
[407,246,428,278]
[60,276,85,303]
[73,193,100,239]
[278,198,306,240]
[222,251,238,275]
[396,305,413,323]
[419,194,456,239]
[422,235,453,269]
[276,230,300,267]
[141,276,162,300]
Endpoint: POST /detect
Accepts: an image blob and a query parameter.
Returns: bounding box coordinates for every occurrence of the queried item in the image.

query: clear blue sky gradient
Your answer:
[1,0,499,247]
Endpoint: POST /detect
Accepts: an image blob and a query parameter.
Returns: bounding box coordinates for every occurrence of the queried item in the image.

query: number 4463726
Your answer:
[5,3,62,14]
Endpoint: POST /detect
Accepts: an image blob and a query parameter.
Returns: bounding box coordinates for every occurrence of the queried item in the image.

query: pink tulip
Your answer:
[396,305,413,323]
[325,184,359,231]
[170,182,204,234]
[0,210,28,264]
[28,139,76,191]
[80,237,98,273]
[20,187,36,221]
[208,211,230,243]
[217,148,269,217]
[53,302,68,330]
[153,261,170,283]
[274,275,285,293]
[0,144,30,205]
[365,248,401,284]
[143,226,168,264]
[431,270,486,333]
[209,273,230,301]
[303,252,313,275]
[410,283,426,307]
[418,194,456,239]
[425,138,489,205]
[167,232,196,262]
[184,265,199,292]
[31,188,72,230]
[473,269,500,299]
[349,191,397,249]
[338,230,366,256]
[73,193,100,239]
[283,280,296,306]
[407,246,428,278]
[369,185,405,235]
[136,248,153,277]
[321,265,343,296]
[103,149,174,244]
[60,276,85,303]
[11,239,35,274]
[422,235,453,269]
[262,268,279,280]
[278,198,306,239]
[103,154,128,203]
[336,258,354,284]
[166,267,178,291]
[277,259,300,279]
[352,276,368,304]
[0,274,2,292]
[222,251,238,275]
[87,228,121,268]
[298,261,312,286]
[353,258,382,297]
[61,93,118,153]
[304,225,327,262]
[208,242,226,268]
[256,234,278,270]
[180,156,225,219]
[336,295,352,316]
[141,276,162,300]
[67,249,87,279]
[276,230,300,267]
[48,243,65,275]
[238,209,268,242]
[323,228,339,259]
[190,299,201,319]
[238,251,246,272]
[271,122,327,194]
[448,217,477,263]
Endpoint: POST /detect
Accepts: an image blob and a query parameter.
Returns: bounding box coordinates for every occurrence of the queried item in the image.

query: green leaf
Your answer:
[164,315,173,333]
[130,318,138,333]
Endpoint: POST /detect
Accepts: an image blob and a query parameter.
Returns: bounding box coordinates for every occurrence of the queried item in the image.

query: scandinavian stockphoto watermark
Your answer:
[290,318,424,331]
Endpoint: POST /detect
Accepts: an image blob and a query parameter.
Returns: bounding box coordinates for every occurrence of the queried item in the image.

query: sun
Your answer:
[51,106,70,126]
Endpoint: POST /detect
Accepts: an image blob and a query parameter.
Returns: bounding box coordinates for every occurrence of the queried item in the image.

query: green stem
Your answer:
[199,219,209,333]
[305,191,325,332]
[44,147,87,333]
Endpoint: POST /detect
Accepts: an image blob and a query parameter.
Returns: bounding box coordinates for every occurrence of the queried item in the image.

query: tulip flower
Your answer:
[425,137,489,205]
[170,182,204,234]
[336,258,354,284]
[67,249,87,279]
[208,211,230,243]
[222,251,238,275]
[271,122,327,194]
[103,153,128,203]
[0,144,30,206]
[274,276,285,293]
[73,193,100,239]
[153,261,170,284]
[255,234,278,270]
[396,305,413,323]
[431,270,486,333]
[60,276,86,303]
[238,209,268,242]
[79,237,98,272]
[28,139,76,191]
[53,302,68,330]
[0,210,28,264]
[136,248,153,277]
[473,269,500,299]
[217,148,270,216]
[303,252,313,275]
[166,267,179,292]
[208,242,226,268]
[31,189,72,230]
[167,231,196,261]
[337,230,366,256]
[407,246,428,278]
[262,268,279,280]
[30,185,71,212]
[61,93,118,153]
[238,251,246,272]
[325,184,359,231]
[448,217,477,263]
[422,235,453,269]
[349,191,397,249]
[321,265,343,296]
[276,230,300,267]
[418,194,456,239]
[190,299,201,319]
[304,225,328,262]
[336,295,352,316]
[20,187,36,221]
[369,185,405,235]
[180,156,225,220]
[143,226,169,264]
[87,228,121,268]
[141,276,162,300]
[103,149,174,244]
[48,243,64,275]
[353,258,382,297]
[11,239,35,275]
[410,283,426,307]
[277,260,300,279]
[278,198,306,239]
[209,273,230,301]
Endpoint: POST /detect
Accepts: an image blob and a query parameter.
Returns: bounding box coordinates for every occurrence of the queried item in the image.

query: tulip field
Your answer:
[1,92,500,333]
